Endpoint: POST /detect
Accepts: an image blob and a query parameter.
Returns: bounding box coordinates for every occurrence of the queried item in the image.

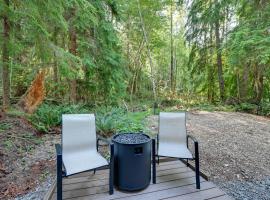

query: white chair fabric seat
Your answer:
[158,112,192,159]
[155,112,201,190]
[63,150,108,176]
[62,114,108,176]
[158,143,193,159]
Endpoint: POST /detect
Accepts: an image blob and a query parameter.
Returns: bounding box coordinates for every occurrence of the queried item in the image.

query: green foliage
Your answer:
[29,104,150,136]
[235,102,270,116]
[235,103,258,113]
[258,102,270,116]
[183,0,270,104]
[2,0,270,118]
[95,107,150,137]
[189,103,235,112]
[29,104,89,132]
[94,107,123,136]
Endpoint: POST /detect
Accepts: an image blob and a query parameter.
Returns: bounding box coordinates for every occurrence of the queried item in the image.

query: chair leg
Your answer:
[109,144,114,195]
[152,139,156,184]
[56,153,63,200]
[93,169,96,174]
[195,142,200,189]
[186,159,189,167]
[157,155,160,165]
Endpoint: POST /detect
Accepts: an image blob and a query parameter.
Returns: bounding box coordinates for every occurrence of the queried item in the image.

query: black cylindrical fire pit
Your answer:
[112,133,151,191]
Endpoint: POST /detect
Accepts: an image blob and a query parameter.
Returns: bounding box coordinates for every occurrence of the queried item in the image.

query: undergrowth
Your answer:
[29,104,151,137]
[27,98,270,136]
[29,104,89,133]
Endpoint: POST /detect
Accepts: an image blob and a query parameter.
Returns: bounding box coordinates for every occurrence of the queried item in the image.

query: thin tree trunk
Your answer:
[129,38,144,105]
[137,0,156,101]
[53,28,59,98]
[69,8,77,103]
[215,19,225,101]
[252,64,264,104]
[207,25,215,103]
[2,0,10,110]
[170,0,174,91]
[236,72,240,101]
[239,63,250,101]
[126,14,131,64]
[173,45,177,92]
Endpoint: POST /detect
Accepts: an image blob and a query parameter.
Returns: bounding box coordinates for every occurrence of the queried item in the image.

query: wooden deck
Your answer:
[48,159,232,200]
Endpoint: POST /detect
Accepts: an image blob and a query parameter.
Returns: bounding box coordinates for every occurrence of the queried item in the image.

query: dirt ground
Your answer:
[1,111,270,199]
[0,116,60,199]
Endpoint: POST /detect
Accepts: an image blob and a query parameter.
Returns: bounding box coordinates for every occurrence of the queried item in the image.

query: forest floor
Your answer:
[0,115,60,200]
[0,111,270,199]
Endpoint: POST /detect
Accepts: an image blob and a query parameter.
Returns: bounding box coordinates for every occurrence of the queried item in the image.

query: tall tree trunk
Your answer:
[207,25,215,103]
[170,0,174,92]
[252,64,264,104]
[69,8,77,103]
[215,19,225,101]
[174,46,177,92]
[239,63,250,101]
[2,0,10,111]
[53,28,59,98]
[126,14,131,64]
[137,0,156,101]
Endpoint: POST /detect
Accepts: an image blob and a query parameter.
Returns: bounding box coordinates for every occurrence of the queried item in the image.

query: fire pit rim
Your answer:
[112,132,151,145]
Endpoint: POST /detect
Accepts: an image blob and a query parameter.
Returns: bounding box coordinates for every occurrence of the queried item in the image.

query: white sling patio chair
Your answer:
[154,112,200,189]
[55,114,114,200]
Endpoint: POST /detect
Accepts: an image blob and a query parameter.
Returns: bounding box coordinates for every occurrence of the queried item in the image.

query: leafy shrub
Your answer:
[29,104,89,133]
[95,107,150,137]
[116,111,149,133]
[256,102,270,116]
[95,107,122,136]
[30,104,150,136]
[235,103,258,113]
[160,99,184,107]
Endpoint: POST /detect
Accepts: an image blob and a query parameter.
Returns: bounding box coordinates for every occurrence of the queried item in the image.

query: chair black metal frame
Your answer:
[154,113,200,189]
[55,136,114,200]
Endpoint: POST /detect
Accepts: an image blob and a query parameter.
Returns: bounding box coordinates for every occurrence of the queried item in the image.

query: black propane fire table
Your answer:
[112,133,153,191]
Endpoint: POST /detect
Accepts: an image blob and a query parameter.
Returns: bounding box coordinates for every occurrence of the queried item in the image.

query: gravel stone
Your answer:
[15,176,54,200]
[113,133,150,144]
[218,177,270,200]
[146,111,270,199]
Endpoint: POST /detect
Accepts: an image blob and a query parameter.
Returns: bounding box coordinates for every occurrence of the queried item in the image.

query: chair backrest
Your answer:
[159,112,187,145]
[62,114,96,157]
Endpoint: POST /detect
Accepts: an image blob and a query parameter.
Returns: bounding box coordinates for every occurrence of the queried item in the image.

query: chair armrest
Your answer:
[97,136,111,144]
[55,144,62,156]
[97,136,111,152]
[187,135,199,159]
[187,135,198,144]
[154,134,159,155]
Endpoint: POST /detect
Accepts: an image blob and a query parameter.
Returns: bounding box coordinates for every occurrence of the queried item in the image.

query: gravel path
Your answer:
[147,111,270,200]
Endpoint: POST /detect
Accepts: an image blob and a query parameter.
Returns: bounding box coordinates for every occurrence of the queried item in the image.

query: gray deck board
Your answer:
[49,159,232,200]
